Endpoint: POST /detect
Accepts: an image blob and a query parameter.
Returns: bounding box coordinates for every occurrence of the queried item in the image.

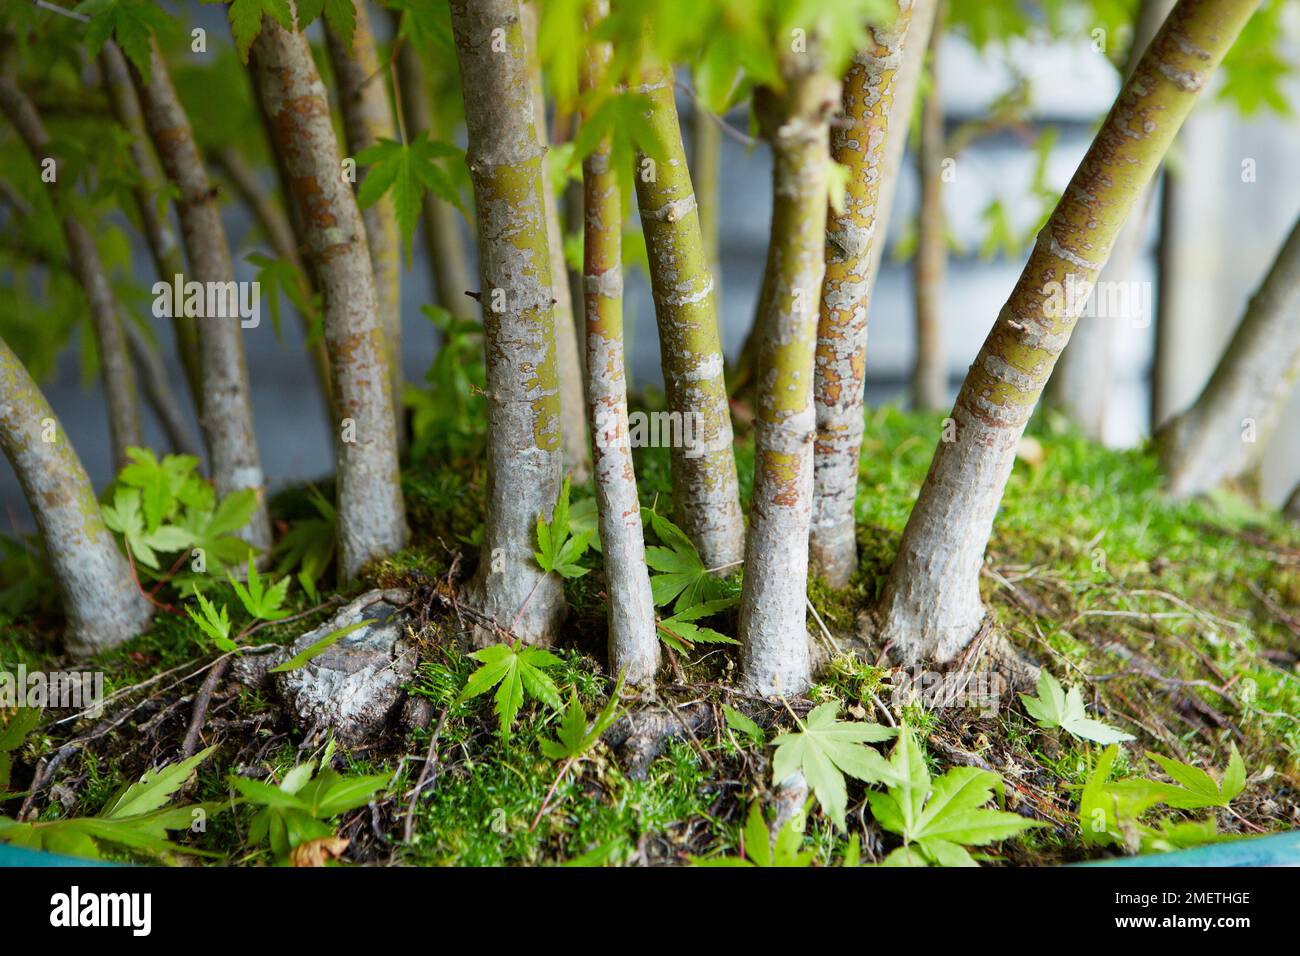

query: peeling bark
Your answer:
[739,64,840,697]
[1156,215,1300,498]
[132,40,270,552]
[450,0,564,644]
[326,3,403,438]
[635,65,743,570]
[391,12,476,323]
[248,6,408,580]
[911,4,946,413]
[0,336,152,654]
[521,1,590,482]
[581,0,657,685]
[1045,0,1175,440]
[99,41,202,415]
[0,75,142,470]
[809,1,917,588]
[876,0,1259,664]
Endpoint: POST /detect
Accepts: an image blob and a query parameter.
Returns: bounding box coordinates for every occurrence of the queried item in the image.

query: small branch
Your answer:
[402,704,450,844]
[181,658,229,757]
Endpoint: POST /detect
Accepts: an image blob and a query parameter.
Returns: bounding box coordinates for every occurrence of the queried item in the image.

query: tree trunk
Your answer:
[1285,482,1300,522]
[248,6,408,581]
[521,1,590,482]
[450,0,564,644]
[1156,215,1300,499]
[582,0,657,684]
[210,145,336,426]
[1044,0,1175,441]
[325,4,404,441]
[122,319,201,458]
[875,0,1259,665]
[0,336,153,654]
[0,76,142,471]
[132,40,271,553]
[635,64,744,570]
[99,41,202,416]
[911,2,946,413]
[390,11,476,324]
[809,1,918,588]
[863,0,936,301]
[738,66,840,697]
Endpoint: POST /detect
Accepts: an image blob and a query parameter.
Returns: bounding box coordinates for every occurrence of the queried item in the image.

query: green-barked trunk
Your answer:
[450,0,565,645]
[634,66,743,571]
[738,65,841,697]
[248,3,408,581]
[875,0,1262,665]
[0,336,153,655]
[582,0,657,685]
[809,0,918,588]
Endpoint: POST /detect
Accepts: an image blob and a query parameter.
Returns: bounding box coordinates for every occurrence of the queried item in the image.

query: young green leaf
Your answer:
[1144,745,1247,810]
[771,702,896,830]
[458,643,564,738]
[535,478,590,578]
[656,598,739,653]
[228,554,291,622]
[356,133,465,265]
[226,0,295,62]
[1020,670,1134,744]
[722,704,764,745]
[539,673,626,761]
[100,746,217,819]
[185,592,235,653]
[692,802,815,868]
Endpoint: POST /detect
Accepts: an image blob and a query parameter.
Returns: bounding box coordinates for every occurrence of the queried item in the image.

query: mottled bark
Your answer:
[326,4,403,435]
[248,6,408,580]
[739,67,840,697]
[582,0,657,684]
[132,40,270,552]
[635,66,743,570]
[520,1,589,481]
[809,2,917,588]
[450,0,564,644]
[210,145,336,424]
[1156,215,1300,498]
[0,336,152,654]
[391,12,476,323]
[911,4,946,413]
[0,76,142,470]
[876,0,1259,664]
[1045,0,1175,440]
[99,41,202,413]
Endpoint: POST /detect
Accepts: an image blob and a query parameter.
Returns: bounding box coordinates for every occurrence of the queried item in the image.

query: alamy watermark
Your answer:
[1,664,104,715]
[889,664,1006,715]
[1044,274,1152,328]
[594,409,706,458]
[152,274,261,329]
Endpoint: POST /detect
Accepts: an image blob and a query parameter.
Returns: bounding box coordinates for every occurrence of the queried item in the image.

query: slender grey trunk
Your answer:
[248,5,408,580]
[1156,215,1300,499]
[874,0,1259,664]
[582,0,657,683]
[451,0,565,644]
[809,1,919,587]
[1045,0,1174,440]
[0,76,142,470]
[325,4,404,440]
[739,68,840,697]
[0,336,153,654]
[123,320,201,458]
[132,40,271,553]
